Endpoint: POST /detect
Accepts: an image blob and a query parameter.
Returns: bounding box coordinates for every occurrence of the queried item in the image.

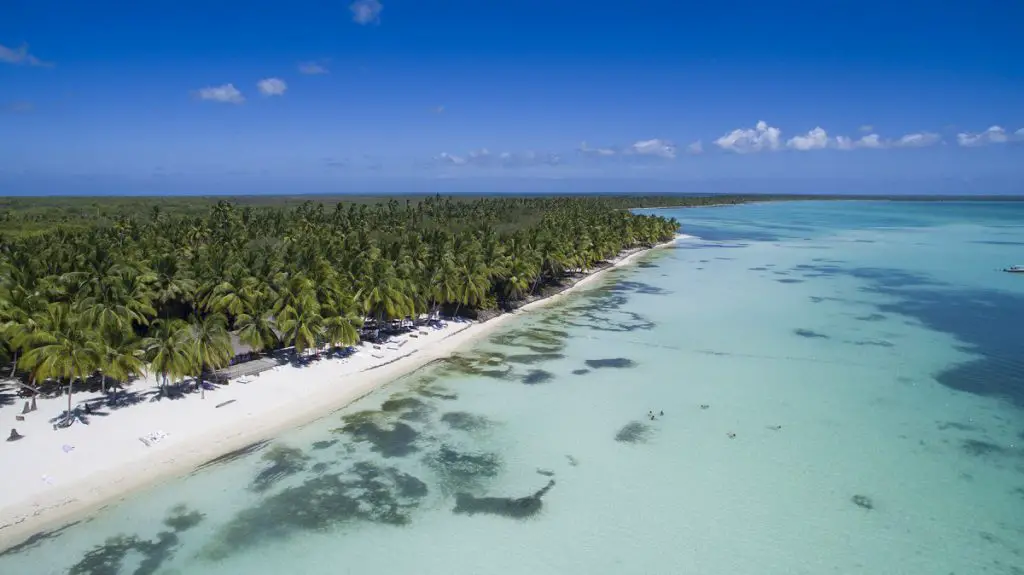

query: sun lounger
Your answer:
[371,353,385,359]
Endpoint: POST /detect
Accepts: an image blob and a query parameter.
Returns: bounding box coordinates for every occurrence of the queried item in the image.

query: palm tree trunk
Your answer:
[9,350,18,377]
[65,362,75,426]
[530,273,543,296]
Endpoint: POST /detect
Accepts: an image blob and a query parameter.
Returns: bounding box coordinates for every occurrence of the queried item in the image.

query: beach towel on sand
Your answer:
[139,430,169,447]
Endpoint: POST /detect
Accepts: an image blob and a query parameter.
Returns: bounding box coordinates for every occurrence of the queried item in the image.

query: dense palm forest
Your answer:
[0,195,688,419]
[0,193,754,237]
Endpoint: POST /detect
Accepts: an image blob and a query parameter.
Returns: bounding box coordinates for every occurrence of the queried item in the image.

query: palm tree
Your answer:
[189,312,232,398]
[453,258,490,317]
[502,259,535,305]
[144,318,193,396]
[1,194,686,388]
[355,254,413,336]
[20,303,102,426]
[321,292,362,353]
[235,287,279,354]
[277,297,324,356]
[0,284,46,380]
[99,332,146,394]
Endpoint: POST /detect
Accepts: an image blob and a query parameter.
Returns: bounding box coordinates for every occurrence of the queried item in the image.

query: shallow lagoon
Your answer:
[3,200,1023,575]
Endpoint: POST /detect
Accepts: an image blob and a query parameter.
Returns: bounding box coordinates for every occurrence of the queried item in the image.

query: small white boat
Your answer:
[1004,265,1024,274]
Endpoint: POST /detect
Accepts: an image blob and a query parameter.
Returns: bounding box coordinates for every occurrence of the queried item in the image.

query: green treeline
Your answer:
[0,195,696,415]
[0,193,755,237]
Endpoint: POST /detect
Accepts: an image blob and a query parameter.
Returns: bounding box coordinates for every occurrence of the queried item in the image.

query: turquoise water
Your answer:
[3,200,1024,574]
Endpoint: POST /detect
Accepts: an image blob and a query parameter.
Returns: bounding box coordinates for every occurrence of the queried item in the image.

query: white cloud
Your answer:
[630,139,676,159]
[579,141,616,156]
[195,83,244,104]
[715,121,782,153]
[1017,128,1024,138]
[438,148,560,168]
[0,43,52,67]
[893,132,941,148]
[437,152,468,165]
[298,61,329,75]
[835,133,885,150]
[857,134,885,149]
[956,126,1009,147]
[504,150,561,167]
[786,127,830,151]
[257,78,287,96]
[859,125,874,133]
[350,0,383,24]
[687,140,703,154]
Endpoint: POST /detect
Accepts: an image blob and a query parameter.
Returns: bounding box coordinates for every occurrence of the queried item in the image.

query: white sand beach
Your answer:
[0,237,680,548]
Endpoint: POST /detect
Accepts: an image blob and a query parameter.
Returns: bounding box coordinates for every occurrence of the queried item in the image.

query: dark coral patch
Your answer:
[522,369,555,385]
[438,353,514,379]
[851,339,894,348]
[794,329,829,339]
[312,439,338,450]
[68,531,181,575]
[453,480,556,519]
[381,397,427,412]
[163,504,205,532]
[505,353,565,365]
[336,413,421,458]
[251,445,311,493]
[490,328,568,354]
[851,495,874,510]
[936,421,978,432]
[417,387,458,400]
[0,521,81,558]
[571,369,590,375]
[585,358,637,369]
[429,446,502,491]
[962,439,1009,457]
[855,313,887,322]
[440,411,491,432]
[615,421,651,443]
[203,462,428,560]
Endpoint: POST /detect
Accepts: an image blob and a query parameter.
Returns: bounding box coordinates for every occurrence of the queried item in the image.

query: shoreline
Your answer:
[0,235,682,550]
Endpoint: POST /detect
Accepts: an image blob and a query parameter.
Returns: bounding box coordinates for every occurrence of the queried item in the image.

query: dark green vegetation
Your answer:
[0,194,749,238]
[0,195,679,421]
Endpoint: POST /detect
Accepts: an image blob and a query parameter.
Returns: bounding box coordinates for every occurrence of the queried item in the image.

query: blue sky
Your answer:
[2,0,1023,195]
